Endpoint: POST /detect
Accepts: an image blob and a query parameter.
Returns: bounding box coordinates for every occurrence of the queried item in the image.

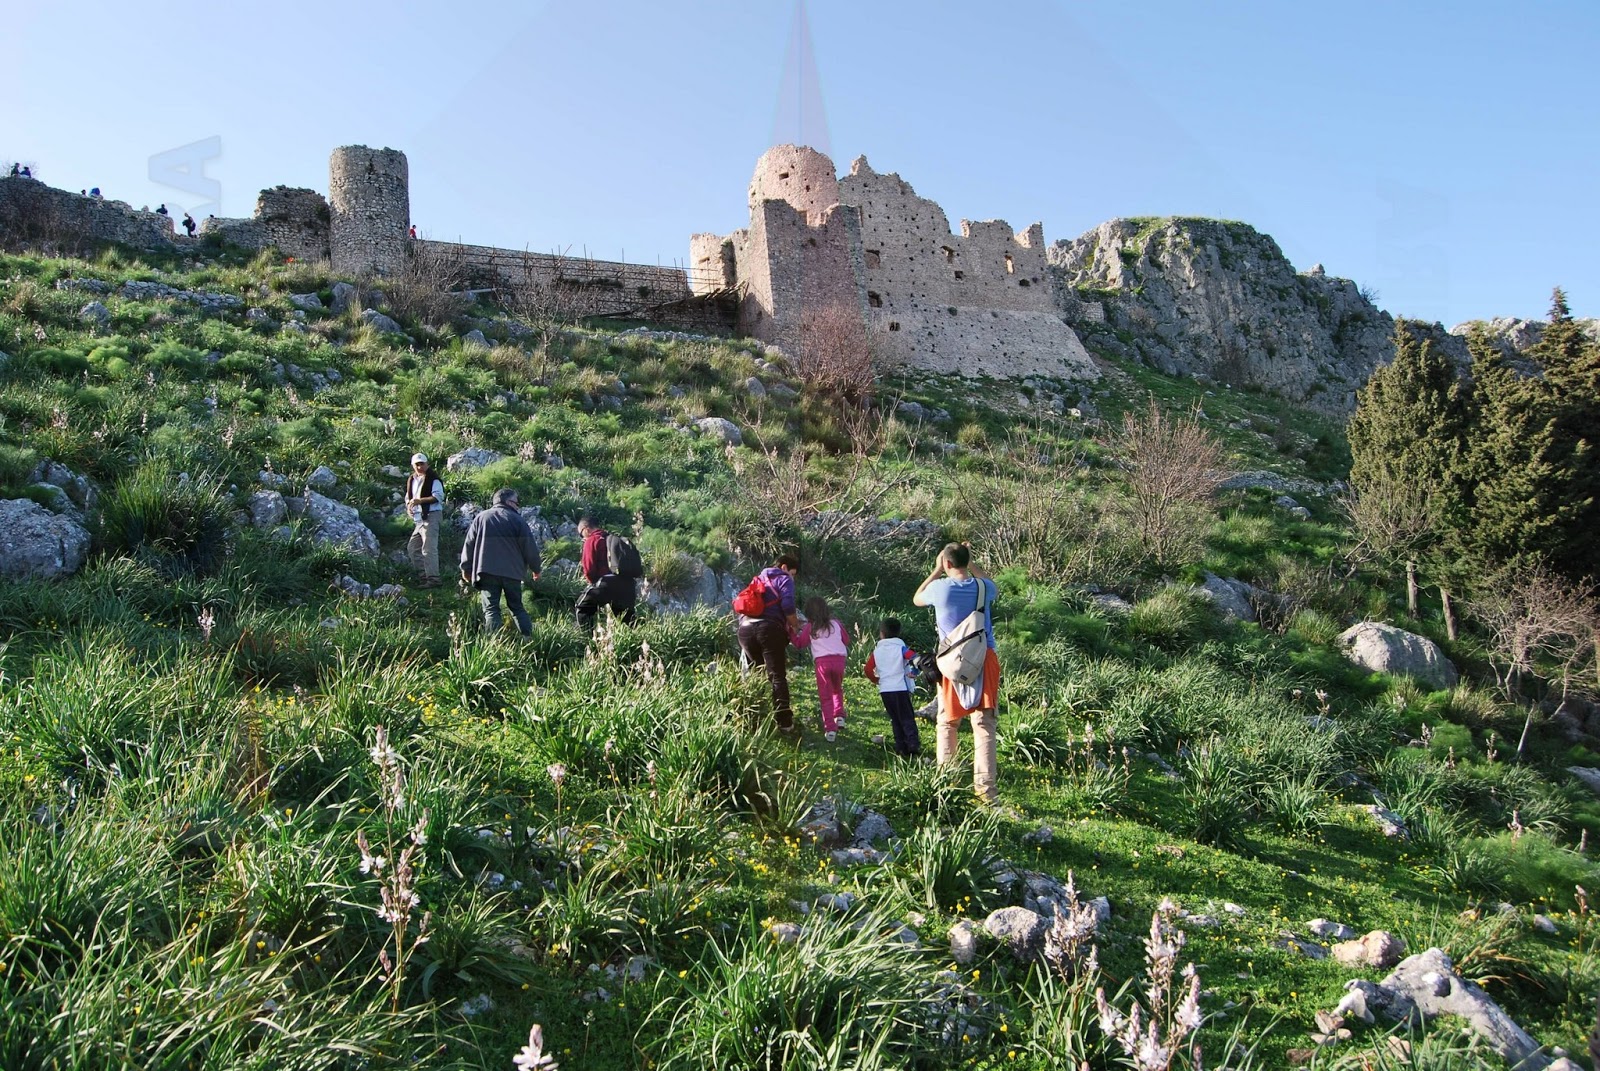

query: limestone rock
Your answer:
[288,292,323,311]
[249,490,287,529]
[360,308,404,334]
[78,300,109,328]
[1567,767,1600,797]
[1195,572,1258,622]
[1332,930,1405,970]
[695,417,742,446]
[742,376,767,398]
[1309,919,1356,941]
[1364,804,1409,839]
[983,906,1047,962]
[302,490,378,556]
[305,465,338,490]
[29,460,96,514]
[245,307,277,329]
[1371,948,1550,1070]
[851,810,895,846]
[446,447,505,472]
[330,281,357,313]
[461,328,490,350]
[1338,622,1458,689]
[0,499,91,579]
[1049,217,1468,413]
[949,920,980,966]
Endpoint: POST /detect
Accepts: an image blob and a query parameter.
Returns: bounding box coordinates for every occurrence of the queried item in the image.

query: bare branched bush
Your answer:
[725,429,913,562]
[1341,468,1440,615]
[385,243,470,329]
[505,249,590,345]
[1111,400,1233,571]
[795,303,873,402]
[1468,562,1597,703]
[952,429,1137,584]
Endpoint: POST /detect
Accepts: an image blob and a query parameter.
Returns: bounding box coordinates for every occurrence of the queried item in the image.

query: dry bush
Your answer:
[1341,467,1440,615]
[795,304,882,453]
[951,430,1136,584]
[505,249,590,334]
[1110,399,1233,571]
[1468,562,1597,702]
[384,242,470,329]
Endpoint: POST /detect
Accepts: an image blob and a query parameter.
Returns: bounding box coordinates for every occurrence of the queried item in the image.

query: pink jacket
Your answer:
[793,620,849,659]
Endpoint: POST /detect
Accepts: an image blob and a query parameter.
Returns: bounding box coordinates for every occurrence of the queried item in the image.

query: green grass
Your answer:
[0,244,1596,1070]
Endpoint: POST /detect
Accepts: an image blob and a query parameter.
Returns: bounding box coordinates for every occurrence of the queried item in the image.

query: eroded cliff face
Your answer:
[1048,217,1466,411]
[1449,315,1600,359]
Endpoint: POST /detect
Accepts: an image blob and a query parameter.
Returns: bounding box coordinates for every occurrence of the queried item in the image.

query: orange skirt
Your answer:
[939,648,1000,720]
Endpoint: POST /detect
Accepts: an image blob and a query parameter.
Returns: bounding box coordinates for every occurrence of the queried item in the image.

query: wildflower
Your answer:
[547,763,567,788]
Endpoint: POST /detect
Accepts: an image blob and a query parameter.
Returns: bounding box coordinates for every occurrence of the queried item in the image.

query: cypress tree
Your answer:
[1532,287,1600,580]
[1347,321,1470,620]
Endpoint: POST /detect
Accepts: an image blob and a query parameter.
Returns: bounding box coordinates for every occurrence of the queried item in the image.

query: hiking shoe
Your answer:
[825,731,837,742]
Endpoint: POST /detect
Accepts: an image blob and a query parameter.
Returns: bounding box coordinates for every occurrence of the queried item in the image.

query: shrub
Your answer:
[894,813,1002,912]
[99,464,228,573]
[1181,740,1250,848]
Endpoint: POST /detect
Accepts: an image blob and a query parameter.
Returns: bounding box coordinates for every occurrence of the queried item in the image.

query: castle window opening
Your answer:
[954,270,964,280]
[1004,254,1015,274]
[943,246,955,264]
[1018,278,1030,287]
[778,172,790,180]
[865,249,881,268]
[889,321,901,332]
[868,292,883,308]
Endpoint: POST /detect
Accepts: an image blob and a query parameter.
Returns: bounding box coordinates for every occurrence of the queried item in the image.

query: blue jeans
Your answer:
[478,576,531,636]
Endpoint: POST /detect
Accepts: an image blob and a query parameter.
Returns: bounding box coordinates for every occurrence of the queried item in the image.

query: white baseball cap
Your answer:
[411,453,428,464]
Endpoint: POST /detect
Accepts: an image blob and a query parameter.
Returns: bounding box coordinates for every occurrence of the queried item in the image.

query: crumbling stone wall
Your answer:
[257,186,330,262]
[689,233,737,293]
[0,176,175,251]
[837,157,1093,378]
[329,145,409,276]
[418,239,690,318]
[694,145,1096,381]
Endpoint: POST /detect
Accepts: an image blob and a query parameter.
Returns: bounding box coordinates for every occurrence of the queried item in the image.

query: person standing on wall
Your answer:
[575,513,639,632]
[404,452,445,588]
[460,488,542,637]
[913,542,1001,802]
[733,555,802,737]
[183,212,197,237]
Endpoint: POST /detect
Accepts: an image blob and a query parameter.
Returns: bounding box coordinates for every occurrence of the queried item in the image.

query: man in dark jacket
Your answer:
[459,488,542,636]
[736,554,801,735]
[575,513,637,632]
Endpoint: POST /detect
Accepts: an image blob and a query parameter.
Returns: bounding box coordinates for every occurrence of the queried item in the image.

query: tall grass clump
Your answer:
[99,462,228,573]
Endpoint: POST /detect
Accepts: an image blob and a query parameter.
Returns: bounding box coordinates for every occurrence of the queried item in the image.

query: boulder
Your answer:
[29,460,96,513]
[694,417,742,446]
[446,447,505,472]
[1196,572,1258,622]
[245,307,277,329]
[302,490,378,556]
[1309,919,1356,941]
[0,499,91,579]
[742,376,767,398]
[462,328,490,350]
[248,490,287,529]
[305,465,338,490]
[360,308,405,335]
[983,906,1047,962]
[78,301,109,328]
[1363,804,1409,839]
[1364,948,1550,1070]
[1332,930,1405,969]
[330,282,357,313]
[1338,622,1458,689]
[1567,767,1600,797]
[288,293,322,311]
[257,470,289,491]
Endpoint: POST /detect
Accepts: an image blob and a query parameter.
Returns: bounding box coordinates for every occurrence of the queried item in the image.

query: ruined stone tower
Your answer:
[695,145,1095,380]
[329,145,409,276]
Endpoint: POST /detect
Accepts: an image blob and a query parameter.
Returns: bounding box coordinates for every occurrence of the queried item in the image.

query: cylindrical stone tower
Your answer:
[747,145,839,224]
[329,145,409,276]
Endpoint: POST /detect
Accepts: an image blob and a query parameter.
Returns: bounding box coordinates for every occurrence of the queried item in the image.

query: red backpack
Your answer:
[732,574,775,617]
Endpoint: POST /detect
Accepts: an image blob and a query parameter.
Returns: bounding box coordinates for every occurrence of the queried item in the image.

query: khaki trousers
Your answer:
[936,705,999,802]
[407,513,439,579]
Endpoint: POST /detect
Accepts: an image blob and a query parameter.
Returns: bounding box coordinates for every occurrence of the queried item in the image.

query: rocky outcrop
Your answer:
[302,490,379,556]
[1451,315,1600,360]
[1337,622,1458,689]
[1049,217,1467,411]
[0,499,91,580]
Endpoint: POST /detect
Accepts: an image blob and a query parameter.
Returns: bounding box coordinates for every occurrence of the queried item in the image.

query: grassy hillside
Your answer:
[0,244,1596,1070]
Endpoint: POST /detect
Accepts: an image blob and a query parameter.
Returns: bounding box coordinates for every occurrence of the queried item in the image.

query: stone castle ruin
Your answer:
[694,145,1095,380]
[0,143,1097,382]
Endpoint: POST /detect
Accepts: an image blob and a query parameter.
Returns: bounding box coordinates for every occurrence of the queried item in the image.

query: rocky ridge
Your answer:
[1048,217,1467,412]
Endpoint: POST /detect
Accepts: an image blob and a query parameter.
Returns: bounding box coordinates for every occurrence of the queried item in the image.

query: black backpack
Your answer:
[606,533,644,579]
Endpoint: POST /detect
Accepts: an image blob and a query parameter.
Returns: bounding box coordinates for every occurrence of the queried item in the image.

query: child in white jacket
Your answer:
[864,618,920,757]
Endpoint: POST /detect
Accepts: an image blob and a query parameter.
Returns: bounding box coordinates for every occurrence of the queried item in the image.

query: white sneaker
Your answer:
[825,731,837,742]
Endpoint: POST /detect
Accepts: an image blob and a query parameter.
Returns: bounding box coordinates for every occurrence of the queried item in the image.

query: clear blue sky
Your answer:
[5,0,1596,327]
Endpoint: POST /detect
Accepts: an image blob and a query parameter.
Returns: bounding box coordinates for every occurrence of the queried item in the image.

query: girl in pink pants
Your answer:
[793,596,850,741]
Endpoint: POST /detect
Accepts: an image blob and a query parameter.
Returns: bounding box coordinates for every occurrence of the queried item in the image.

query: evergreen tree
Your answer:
[1347,321,1470,620]
[1464,328,1579,575]
[1532,287,1600,580]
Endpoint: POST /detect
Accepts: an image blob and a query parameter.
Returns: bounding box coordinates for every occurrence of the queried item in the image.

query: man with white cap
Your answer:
[404,452,445,587]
